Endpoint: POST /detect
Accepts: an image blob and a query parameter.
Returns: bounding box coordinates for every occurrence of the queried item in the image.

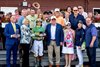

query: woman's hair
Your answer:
[37,13,43,20]
[22,18,30,24]
[66,6,72,13]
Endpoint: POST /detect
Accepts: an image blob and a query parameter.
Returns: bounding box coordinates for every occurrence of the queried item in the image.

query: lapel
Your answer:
[49,24,51,36]
[15,24,17,30]
[56,24,58,35]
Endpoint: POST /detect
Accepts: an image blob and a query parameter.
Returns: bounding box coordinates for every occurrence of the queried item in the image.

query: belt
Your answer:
[51,39,56,41]
[35,39,43,41]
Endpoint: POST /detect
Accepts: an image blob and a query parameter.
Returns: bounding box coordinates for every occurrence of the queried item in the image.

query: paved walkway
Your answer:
[0,62,100,67]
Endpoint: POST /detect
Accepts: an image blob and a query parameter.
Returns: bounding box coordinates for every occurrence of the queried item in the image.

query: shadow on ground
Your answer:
[0,62,100,67]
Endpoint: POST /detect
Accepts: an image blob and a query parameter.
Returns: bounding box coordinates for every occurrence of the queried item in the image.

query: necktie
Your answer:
[12,23,16,33]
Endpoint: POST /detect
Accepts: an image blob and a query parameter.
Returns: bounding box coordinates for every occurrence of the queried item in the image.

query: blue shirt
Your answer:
[69,13,86,30]
[85,24,98,47]
[75,28,85,46]
[17,16,24,27]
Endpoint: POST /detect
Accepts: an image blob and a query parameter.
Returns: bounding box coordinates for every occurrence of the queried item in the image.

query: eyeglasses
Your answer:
[78,8,82,9]
[73,10,78,11]
[51,19,56,20]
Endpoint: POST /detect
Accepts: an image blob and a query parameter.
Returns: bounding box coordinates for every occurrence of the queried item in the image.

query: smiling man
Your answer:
[85,17,98,67]
[69,7,86,30]
[4,16,20,67]
[46,16,64,67]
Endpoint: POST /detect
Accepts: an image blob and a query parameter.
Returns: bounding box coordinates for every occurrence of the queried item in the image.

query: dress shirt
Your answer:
[51,24,56,40]
[82,12,88,19]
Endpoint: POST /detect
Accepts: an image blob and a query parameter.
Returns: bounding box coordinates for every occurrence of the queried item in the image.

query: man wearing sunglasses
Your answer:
[69,7,86,30]
[78,6,88,19]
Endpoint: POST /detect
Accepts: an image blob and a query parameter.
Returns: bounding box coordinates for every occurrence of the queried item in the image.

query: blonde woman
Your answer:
[62,22,75,67]
[20,18,31,67]
[37,13,43,20]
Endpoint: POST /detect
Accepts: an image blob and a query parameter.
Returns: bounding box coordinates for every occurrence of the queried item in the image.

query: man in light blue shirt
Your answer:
[17,9,27,26]
[85,17,98,67]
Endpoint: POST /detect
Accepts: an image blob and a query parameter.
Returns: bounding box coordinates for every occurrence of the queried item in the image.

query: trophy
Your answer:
[15,29,19,38]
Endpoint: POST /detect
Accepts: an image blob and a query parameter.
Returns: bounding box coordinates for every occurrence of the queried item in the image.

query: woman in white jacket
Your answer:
[20,18,31,67]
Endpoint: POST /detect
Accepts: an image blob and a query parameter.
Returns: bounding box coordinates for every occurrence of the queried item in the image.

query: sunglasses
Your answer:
[51,19,56,20]
[73,10,78,11]
[78,8,82,9]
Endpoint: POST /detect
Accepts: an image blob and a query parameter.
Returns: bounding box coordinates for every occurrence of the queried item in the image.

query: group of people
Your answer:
[0,5,98,67]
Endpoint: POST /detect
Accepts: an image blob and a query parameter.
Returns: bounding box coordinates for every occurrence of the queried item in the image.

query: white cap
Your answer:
[51,16,56,19]
[54,8,60,12]
[65,22,71,25]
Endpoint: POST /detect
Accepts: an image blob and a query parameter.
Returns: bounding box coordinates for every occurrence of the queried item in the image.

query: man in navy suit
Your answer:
[4,16,20,67]
[45,16,64,67]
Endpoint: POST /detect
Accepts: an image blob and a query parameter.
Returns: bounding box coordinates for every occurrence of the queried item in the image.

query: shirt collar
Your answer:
[51,23,56,26]
[11,22,15,25]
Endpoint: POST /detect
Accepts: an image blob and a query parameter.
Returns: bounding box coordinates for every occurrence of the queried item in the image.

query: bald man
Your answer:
[4,16,20,67]
[69,7,86,30]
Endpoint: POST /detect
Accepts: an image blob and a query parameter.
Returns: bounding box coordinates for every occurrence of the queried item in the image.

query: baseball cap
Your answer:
[78,20,83,24]
[50,16,56,19]
[54,8,60,12]
[43,11,49,15]
[65,22,71,26]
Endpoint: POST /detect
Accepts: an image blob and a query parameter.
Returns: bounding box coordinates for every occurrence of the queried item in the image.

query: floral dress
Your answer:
[62,29,74,54]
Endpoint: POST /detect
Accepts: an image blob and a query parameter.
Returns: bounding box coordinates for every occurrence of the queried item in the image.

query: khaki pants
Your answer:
[48,41,60,65]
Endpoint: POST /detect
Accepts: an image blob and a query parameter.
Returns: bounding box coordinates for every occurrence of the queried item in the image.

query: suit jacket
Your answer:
[45,23,64,46]
[4,22,20,46]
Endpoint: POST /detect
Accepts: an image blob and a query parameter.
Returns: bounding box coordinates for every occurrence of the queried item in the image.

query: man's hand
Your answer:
[90,36,96,48]
[78,46,81,49]
[17,34,20,38]
[90,43,94,48]
[11,34,17,38]
[60,42,63,46]
[11,34,20,38]
[39,34,43,36]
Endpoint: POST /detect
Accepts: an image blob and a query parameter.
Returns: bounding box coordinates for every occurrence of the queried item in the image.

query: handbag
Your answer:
[81,41,86,50]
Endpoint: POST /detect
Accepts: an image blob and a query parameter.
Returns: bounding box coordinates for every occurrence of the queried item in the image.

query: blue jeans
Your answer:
[86,47,96,67]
